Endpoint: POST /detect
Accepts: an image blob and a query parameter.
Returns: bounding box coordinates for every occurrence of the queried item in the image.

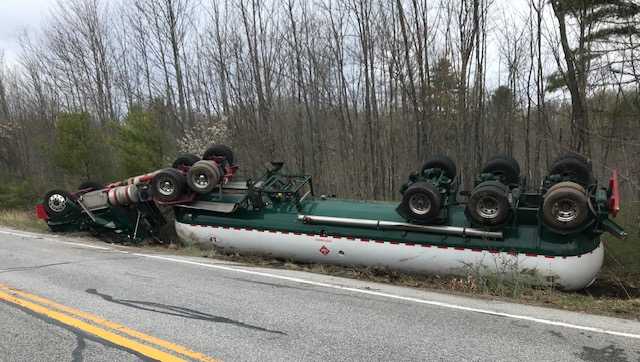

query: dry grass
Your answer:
[0,209,48,232]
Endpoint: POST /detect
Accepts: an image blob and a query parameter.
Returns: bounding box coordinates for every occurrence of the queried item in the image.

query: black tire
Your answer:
[78,181,104,192]
[397,181,442,223]
[151,168,187,202]
[542,184,590,234]
[43,190,74,218]
[466,181,511,226]
[187,160,222,194]
[487,153,521,176]
[553,152,590,168]
[202,144,234,165]
[48,223,69,232]
[545,181,586,195]
[548,156,593,186]
[481,157,520,185]
[421,155,457,179]
[172,153,200,169]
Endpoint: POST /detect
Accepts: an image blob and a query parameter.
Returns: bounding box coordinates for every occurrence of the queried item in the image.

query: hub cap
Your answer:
[48,194,67,213]
[408,194,431,215]
[193,173,209,189]
[158,179,176,196]
[552,199,578,223]
[476,196,499,219]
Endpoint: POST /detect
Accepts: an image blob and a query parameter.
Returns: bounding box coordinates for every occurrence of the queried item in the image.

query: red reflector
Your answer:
[608,169,620,217]
[35,204,48,220]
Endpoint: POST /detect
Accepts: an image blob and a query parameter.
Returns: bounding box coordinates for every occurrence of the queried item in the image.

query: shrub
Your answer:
[53,112,103,181]
[0,178,38,209]
[113,104,174,177]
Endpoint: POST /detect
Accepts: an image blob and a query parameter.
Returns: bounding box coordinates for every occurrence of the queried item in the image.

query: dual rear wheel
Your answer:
[186,160,222,194]
[398,182,442,223]
[466,154,519,226]
[152,144,234,202]
[548,152,592,186]
[542,181,590,234]
[397,155,456,223]
[152,168,188,202]
[466,181,510,226]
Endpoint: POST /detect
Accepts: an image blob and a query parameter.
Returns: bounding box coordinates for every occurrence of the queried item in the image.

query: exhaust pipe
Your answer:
[298,215,503,239]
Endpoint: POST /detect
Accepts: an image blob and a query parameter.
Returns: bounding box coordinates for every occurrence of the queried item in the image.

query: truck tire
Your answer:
[545,181,586,195]
[421,155,457,179]
[78,181,103,192]
[172,153,200,169]
[48,223,68,232]
[187,160,222,194]
[152,168,187,202]
[487,154,520,176]
[44,190,73,218]
[553,152,590,168]
[548,156,593,186]
[467,181,510,226]
[481,157,520,185]
[203,144,234,165]
[398,182,442,223]
[542,183,590,234]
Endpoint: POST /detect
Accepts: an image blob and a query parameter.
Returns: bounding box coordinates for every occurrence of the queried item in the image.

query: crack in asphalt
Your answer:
[0,262,72,274]
[0,256,142,275]
[86,288,287,335]
[0,299,152,362]
[225,276,312,291]
[71,334,87,362]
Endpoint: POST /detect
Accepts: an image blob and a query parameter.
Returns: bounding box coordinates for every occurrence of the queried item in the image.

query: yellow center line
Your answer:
[0,289,185,361]
[0,284,219,362]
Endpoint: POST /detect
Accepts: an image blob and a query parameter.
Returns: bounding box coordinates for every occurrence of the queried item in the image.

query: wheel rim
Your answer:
[476,196,499,219]
[552,199,578,223]
[193,173,209,189]
[48,194,67,213]
[158,178,176,196]
[408,194,431,215]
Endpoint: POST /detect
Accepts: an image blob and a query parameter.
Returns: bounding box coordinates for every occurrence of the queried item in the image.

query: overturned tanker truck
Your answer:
[37,145,626,290]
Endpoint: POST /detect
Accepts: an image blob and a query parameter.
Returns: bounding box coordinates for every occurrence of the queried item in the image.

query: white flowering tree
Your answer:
[178,115,229,155]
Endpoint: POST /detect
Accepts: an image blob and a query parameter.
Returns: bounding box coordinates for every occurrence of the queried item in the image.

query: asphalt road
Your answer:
[0,227,639,362]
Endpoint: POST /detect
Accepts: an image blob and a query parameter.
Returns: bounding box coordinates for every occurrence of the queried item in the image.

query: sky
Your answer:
[0,0,534,90]
[0,0,52,65]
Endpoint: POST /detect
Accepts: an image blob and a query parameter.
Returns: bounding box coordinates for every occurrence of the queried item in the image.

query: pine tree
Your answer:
[549,0,640,155]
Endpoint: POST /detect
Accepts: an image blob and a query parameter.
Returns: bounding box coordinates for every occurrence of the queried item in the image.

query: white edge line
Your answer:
[131,253,640,340]
[0,230,47,239]
[2,228,639,340]
[0,229,110,250]
[60,241,111,250]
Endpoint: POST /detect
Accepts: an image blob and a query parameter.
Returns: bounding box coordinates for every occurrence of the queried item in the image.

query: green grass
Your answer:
[599,203,640,293]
